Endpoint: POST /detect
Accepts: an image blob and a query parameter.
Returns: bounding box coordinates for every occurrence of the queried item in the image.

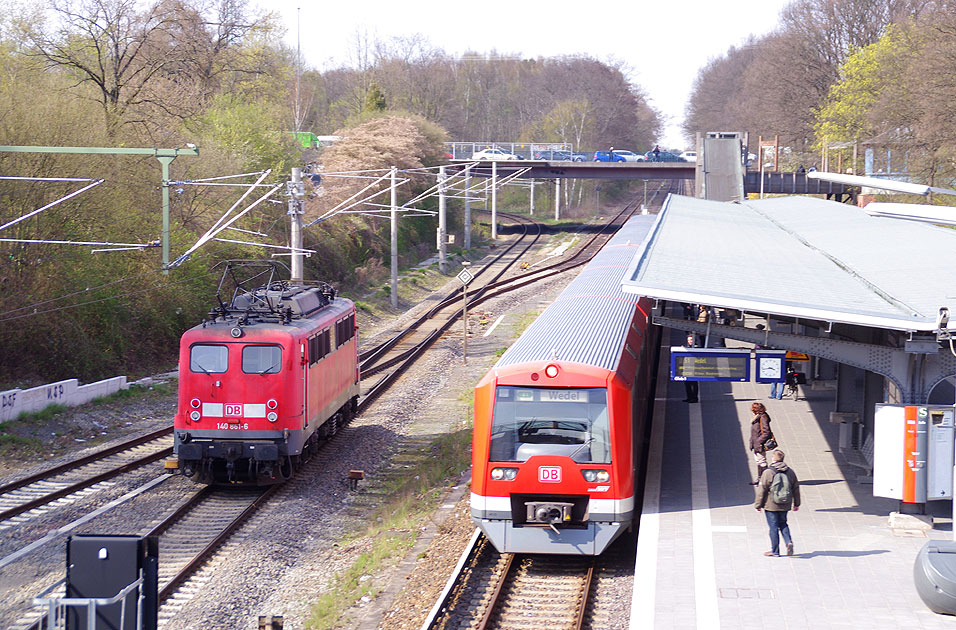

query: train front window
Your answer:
[489,387,610,463]
[242,345,282,374]
[190,344,228,374]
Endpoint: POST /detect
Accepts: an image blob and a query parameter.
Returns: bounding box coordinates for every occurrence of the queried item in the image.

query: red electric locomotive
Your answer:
[174,262,360,484]
[471,215,660,554]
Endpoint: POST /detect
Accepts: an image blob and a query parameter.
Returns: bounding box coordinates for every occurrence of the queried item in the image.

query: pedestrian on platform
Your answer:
[748,402,772,484]
[755,449,800,556]
[770,372,785,400]
[682,333,699,403]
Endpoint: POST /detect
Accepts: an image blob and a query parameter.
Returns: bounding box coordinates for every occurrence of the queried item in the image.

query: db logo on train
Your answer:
[225,404,242,417]
[539,466,562,483]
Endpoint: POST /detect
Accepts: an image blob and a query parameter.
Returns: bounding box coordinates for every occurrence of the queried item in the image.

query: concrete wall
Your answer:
[0,376,128,423]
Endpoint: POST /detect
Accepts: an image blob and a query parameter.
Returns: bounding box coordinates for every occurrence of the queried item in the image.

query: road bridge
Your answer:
[450,157,857,199]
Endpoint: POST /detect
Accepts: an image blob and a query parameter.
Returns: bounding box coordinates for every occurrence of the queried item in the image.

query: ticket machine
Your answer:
[874,404,954,505]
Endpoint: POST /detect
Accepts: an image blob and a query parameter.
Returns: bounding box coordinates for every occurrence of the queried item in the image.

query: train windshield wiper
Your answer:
[256,361,280,375]
[193,361,212,375]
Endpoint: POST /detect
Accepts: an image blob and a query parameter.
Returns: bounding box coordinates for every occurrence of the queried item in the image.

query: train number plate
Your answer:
[538,466,562,483]
[217,422,248,430]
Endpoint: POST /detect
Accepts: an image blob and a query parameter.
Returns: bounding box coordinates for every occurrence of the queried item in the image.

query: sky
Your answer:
[266,1,792,150]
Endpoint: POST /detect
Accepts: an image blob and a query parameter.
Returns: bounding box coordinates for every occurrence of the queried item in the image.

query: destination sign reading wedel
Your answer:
[669,348,750,382]
[540,390,587,403]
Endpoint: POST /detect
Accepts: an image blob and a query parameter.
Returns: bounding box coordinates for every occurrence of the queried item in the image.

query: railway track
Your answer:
[355,192,660,412]
[424,532,637,630]
[0,427,173,526]
[5,184,678,629]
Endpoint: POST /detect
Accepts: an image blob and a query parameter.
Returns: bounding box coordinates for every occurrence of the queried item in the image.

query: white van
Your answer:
[679,150,697,163]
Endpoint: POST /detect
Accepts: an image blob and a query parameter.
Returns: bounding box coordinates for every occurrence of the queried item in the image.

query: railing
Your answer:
[34,576,144,630]
[444,141,572,160]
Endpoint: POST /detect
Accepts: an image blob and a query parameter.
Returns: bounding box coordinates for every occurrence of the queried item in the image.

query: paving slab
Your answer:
[632,336,956,629]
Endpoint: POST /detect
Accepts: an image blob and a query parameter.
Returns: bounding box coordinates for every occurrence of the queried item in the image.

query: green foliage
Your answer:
[814,25,909,148]
[201,95,299,173]
[364,83,387,112]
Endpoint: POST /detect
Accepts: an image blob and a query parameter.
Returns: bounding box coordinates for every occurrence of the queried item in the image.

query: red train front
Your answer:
[471,215,659,554]
[174,268,359,484]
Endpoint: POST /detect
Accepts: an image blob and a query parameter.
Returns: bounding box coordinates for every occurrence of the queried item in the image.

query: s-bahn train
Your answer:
[174,264,359,484]
[471,215,660,555]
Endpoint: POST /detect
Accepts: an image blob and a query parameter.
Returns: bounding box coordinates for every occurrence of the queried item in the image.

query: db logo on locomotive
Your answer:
[538,466,562,483]
[224,404,242,417]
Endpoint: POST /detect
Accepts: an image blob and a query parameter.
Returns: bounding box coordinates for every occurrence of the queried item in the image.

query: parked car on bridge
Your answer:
[593,150,626,162]
[471,147,520,161]
[534,150,588,162]
[644,150,687,162]
[680,150,697,163]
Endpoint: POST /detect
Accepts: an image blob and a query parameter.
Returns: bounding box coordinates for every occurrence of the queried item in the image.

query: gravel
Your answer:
[0,223,639,630]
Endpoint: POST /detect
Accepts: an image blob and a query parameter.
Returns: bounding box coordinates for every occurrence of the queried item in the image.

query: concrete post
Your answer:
[491,161,498,240]
[438,165,447,274]
[390,166,398,308]
[464,166,472,249]
[289,167,304,284]
[529,179,534,216]
[554,178,561,220]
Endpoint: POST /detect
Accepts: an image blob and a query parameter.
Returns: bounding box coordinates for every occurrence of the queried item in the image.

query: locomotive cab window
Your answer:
[242,344,282,374]
[489,387,610,463]
[190,344,228,374]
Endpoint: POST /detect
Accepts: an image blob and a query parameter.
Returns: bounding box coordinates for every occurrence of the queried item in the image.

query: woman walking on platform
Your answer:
[748,402,773,485]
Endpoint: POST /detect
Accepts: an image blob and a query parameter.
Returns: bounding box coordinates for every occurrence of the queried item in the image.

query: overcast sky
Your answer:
[266,1,791,149]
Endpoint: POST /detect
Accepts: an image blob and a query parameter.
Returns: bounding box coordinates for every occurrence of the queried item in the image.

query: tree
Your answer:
[21,0,268,135]
[364,82,387,112]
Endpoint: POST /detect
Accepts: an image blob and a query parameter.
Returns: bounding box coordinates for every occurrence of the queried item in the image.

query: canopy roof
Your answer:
[621,194,956,333]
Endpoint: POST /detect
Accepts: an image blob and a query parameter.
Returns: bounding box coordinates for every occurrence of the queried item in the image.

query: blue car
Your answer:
[593,150,626,162]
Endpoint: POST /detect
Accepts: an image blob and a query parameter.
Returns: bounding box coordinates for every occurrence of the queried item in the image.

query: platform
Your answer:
[632,334,956,629]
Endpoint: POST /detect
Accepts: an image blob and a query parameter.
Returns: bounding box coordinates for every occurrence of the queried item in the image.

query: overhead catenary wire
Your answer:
[167,171,281,268]
[0,178,105,232]
[212,238,315,255]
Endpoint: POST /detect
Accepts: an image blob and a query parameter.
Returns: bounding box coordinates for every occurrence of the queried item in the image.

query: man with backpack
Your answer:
[755,449,801,557]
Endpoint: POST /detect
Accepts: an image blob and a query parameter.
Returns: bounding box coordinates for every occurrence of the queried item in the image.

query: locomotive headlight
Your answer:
[582,469,610,483]
[230,326,243,338]
[491,467,518,481]
[267,411,278,422]
[544,364,559,378]
[189,410,201,422]
[267,399,278,410]
[190,398,201,409]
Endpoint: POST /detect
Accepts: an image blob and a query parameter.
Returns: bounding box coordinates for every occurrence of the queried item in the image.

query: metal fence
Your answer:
[445,142,574,160]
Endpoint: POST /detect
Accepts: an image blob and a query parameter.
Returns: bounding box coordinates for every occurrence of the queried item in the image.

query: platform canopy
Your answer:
[621,194,956,334]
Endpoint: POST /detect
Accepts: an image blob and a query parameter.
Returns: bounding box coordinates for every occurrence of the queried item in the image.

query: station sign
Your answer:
[670,348,750,382]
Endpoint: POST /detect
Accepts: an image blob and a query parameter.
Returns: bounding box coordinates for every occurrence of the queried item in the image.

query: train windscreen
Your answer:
[190,344,228,374]
[489,387,610,463]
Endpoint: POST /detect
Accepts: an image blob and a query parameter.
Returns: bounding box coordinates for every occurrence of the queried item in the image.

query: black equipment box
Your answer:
[66,535,158,630]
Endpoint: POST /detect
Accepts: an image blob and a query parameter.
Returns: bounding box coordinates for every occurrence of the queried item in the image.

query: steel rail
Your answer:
[153,485,279,601]
[358,212,538,368]
[0,426,172,495]
[0,445,173,521]
[476,553,516,630]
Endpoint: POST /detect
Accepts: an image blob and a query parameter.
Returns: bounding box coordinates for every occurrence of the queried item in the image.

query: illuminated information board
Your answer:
[670,348,751,382]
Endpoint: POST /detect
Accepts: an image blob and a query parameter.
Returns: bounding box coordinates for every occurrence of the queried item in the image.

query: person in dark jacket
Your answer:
[682,333,699,403]
[748,402,772,484]
[755,449,800,556]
